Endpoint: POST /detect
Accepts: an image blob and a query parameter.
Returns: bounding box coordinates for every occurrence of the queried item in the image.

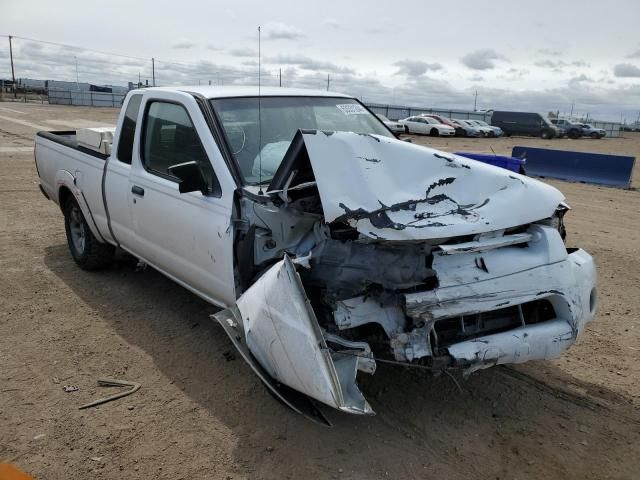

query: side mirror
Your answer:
[168,161,208,195]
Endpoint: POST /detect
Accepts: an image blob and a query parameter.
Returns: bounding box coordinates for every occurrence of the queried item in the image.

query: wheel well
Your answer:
[58,186,73,213]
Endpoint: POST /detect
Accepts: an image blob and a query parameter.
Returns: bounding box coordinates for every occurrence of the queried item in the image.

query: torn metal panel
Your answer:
[334,295,406,336]
[213,306,332,427]
[297,131,565,240]
[430,225,568,289]
[438,232,532,255]
[219,255,374,415]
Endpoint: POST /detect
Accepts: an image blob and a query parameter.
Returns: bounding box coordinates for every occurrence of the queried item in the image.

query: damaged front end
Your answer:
[213,130,597,420]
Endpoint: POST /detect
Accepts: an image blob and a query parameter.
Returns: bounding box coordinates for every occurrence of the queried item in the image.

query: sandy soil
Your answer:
[1,103,639,480]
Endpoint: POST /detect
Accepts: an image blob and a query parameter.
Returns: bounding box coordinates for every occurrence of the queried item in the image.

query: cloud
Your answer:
[264,54,355,74]
[262,21,304,40]
[461,49,507,70]
[568,74,593,87]
[393,59,443,76]
[171,39,197,49]
[613,63,640,78]
[324,18,340,29]
[625,49,640,58]
[229,47,258,58]
[206,44,221,51]
[469,74,484,82]
[535,60,590,69]
[365,25,394,35]
[538,48,563,56]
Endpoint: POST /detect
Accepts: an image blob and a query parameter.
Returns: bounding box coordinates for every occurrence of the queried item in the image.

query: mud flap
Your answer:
[212,255,373,419]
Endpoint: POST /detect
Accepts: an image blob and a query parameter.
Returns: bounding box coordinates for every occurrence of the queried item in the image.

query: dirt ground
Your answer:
[1,103,639,480]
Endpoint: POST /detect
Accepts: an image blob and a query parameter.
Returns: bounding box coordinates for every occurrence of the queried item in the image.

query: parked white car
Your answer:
[376,113,404,135]
[34,86,597,424]
[398,116,456,136]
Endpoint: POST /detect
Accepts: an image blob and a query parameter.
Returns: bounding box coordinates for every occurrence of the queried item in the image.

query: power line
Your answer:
[0,34,149,62]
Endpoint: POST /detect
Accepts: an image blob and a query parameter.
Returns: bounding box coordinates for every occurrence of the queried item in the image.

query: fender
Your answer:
[55,169,107,244]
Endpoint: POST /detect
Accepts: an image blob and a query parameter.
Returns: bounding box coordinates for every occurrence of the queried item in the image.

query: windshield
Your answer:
[210,96,393,184]
[377,114,390,121]
[475,120,489,126]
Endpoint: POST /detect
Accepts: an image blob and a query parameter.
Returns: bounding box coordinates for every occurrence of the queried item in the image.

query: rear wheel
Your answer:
[64,196,114,270]
[430,128,439,137]
[568,129,581,139]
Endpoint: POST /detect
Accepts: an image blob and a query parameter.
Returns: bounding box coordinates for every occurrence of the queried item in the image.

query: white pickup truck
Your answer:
[35,86,597,424]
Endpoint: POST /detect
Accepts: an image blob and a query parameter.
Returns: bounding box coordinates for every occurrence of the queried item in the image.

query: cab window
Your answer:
[116,94,142,164]
[141,101,219,195]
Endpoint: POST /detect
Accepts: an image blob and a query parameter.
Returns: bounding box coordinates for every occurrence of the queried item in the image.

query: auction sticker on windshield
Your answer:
[336,104,368,115]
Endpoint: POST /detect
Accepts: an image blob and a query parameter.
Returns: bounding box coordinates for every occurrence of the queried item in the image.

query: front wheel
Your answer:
[64,196,114,270]
[590,132,600,139]
[541,130,551,139]
[404,125,409,134]
[430,128,439,137]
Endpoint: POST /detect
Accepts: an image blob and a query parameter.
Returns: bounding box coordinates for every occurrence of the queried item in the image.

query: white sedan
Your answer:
[398,116,456,136]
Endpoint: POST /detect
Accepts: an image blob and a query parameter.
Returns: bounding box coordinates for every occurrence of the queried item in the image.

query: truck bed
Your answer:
[37,130,109,160]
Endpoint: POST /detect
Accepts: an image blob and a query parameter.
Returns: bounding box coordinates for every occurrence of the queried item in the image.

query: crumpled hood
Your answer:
[300,131,565,241]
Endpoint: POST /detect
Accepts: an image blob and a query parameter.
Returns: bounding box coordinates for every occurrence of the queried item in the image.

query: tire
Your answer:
[541,130,551,139]
[64,195,114,270]
[404,125,409,134]
[568,129,580,139]
[430,128,439,137]
[590,132,600,139]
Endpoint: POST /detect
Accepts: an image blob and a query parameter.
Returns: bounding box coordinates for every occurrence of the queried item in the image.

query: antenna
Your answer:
[257,25,263,195]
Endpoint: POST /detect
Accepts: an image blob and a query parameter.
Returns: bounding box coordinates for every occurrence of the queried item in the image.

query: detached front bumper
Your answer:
[403,226,597,373]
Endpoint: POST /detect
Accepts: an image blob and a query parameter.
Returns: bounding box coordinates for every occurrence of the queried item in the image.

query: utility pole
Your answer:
[473,90,478,111]
[152,58,156,87]
[326,73,330,91]
[8,35,16,98]
[279,68,282,87]
[570,102,574,118]
[74,56,79,89]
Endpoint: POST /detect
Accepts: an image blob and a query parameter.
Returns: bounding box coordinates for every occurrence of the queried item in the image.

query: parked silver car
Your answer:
[376,113,405,135]
[467,119,504,137]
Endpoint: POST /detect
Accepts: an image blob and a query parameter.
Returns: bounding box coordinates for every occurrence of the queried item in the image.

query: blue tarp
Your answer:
[512,146,635,189]
[454,152,525,173]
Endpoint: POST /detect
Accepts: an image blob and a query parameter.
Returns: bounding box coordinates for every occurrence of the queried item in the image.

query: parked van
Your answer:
[491,111,559,139]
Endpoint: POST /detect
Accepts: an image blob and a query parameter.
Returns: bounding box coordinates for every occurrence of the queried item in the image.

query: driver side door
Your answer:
[127,92,237,308]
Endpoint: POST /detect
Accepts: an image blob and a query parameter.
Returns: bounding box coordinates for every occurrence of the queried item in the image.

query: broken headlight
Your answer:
[549,202,569,241]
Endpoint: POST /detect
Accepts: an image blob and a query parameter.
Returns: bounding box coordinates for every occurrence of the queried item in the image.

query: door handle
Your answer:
[131,185,144,196]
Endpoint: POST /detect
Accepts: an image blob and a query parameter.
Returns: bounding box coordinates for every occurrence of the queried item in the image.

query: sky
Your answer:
[1,0,640,121]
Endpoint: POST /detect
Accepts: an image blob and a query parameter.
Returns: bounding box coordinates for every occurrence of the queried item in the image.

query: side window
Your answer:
[116,94,142,164]
[142,101,218,194]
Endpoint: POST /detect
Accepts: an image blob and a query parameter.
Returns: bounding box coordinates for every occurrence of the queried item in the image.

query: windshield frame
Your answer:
[208,95,396,186]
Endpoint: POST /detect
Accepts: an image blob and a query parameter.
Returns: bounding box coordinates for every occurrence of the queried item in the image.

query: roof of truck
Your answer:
[149,85,353,99]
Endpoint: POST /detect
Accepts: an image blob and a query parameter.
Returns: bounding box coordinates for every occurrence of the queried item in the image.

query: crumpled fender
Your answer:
[212,255,373,417]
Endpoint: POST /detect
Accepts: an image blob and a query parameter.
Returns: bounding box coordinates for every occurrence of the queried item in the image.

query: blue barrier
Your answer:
[512,146,636,189]
[455,152,525,173]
